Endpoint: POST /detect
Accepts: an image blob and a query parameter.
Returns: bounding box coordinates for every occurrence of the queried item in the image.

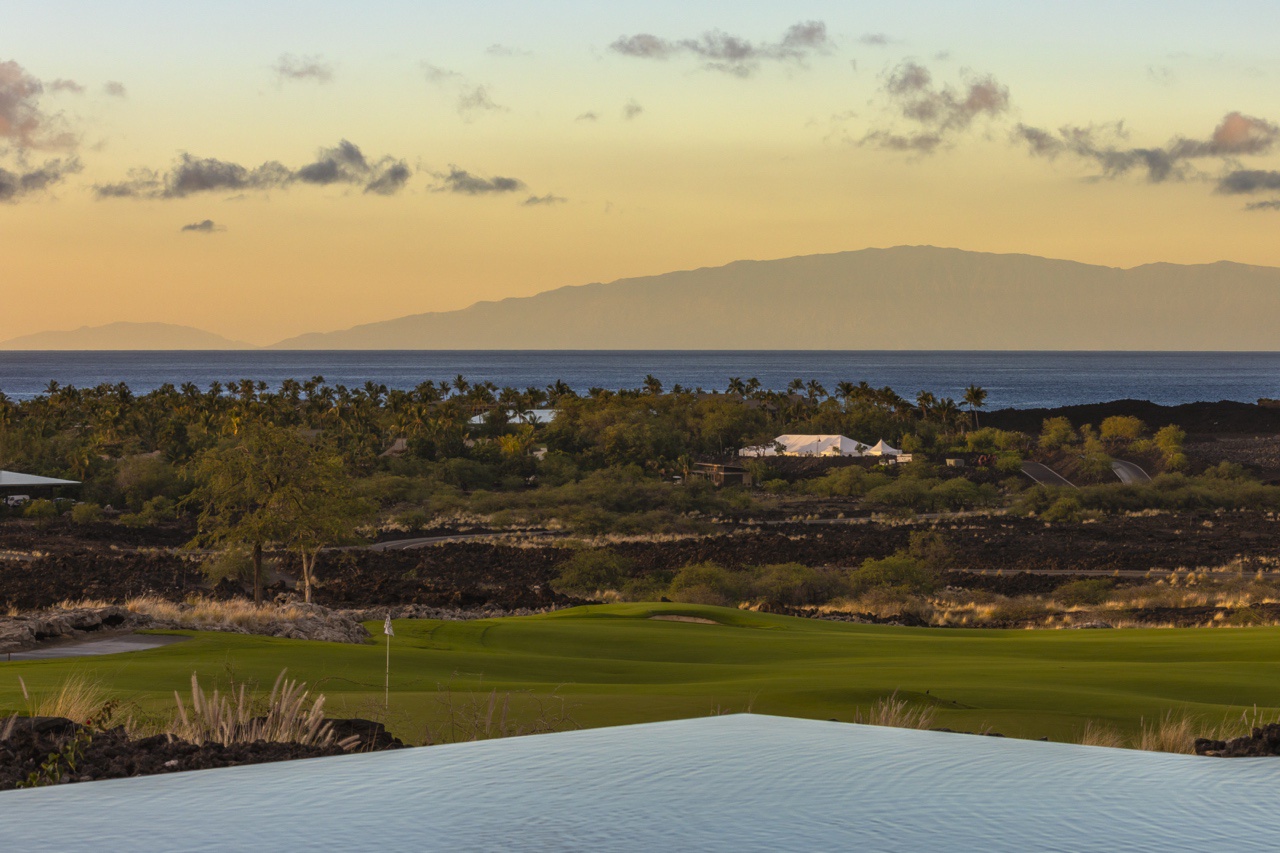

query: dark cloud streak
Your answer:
[610,21,831,77]
[95,140,412,199]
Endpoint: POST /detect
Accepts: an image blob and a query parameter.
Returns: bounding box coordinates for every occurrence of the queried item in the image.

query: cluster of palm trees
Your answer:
[0,372,989,483]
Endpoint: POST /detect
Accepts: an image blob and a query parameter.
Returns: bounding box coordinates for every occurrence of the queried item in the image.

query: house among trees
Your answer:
[687,462,752,487]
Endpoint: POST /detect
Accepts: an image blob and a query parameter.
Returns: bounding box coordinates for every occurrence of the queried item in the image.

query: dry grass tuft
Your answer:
[855,691,938,730]
[1077,720,1127,749]
[123,596,314,630]
[28,674,110,724]
[171,669,357,750]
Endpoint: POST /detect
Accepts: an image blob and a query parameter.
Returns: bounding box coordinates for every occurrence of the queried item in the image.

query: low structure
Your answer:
[686,462,752,487]
[0,470,81,503]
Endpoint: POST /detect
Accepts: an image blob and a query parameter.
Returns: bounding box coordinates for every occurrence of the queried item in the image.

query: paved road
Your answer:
[1112,459,1152,484]
[1021,462,1076,488]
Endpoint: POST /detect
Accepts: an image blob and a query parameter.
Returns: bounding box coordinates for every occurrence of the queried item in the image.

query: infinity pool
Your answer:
[1,715,1277,851]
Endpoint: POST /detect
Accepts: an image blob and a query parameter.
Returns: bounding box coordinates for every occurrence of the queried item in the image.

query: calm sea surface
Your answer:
[1,350,1278,407]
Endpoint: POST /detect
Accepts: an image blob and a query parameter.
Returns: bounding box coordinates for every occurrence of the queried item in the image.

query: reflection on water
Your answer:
[1,715,1278,851]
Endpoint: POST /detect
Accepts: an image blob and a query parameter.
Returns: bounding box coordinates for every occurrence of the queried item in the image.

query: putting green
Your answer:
[3,603,1279,743]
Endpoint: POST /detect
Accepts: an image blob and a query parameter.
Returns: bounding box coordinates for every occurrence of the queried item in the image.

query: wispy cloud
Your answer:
[610,20,832,77]
[180,219,225,233]
[861,61,1010,153]
[95,140,412,199]
[274,54,335,84]
[457,85,507,120]
[858,33,891,46]
[0,59,78,150]
[0,157,81,202]
[622,99,644,120]
[575,111,598,122]
[103,81,126,98]
[486,44,530,58]
[0,59,83,201]
[435,167,525,195]
[46,78,85,95]
[523,193,566,206]
[1014,112,1280,183]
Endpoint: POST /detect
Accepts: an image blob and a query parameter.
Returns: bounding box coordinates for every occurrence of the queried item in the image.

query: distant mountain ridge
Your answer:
[0,322,253,351]
[269,246,1280,350]
[9,247,1280,350]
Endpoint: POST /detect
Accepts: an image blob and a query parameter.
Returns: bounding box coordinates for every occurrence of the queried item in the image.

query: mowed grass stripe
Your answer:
[2,603,1280,741]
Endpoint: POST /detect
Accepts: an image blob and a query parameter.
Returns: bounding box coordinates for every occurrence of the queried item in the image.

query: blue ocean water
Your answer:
[0,350,1277,408]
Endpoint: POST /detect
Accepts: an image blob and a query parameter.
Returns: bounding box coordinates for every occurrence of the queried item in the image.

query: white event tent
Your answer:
[863,440,903,457]
[739,435,871,458]
[0,471,81,488]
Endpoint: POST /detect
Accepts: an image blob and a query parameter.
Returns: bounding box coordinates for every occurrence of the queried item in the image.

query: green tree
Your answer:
[186,422,367,604]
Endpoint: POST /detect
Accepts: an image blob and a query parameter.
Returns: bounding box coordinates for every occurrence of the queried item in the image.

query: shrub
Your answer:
[748,563,847,607]
[1054,578,1114,607]
[552,550,636,596]
[70,502,104,524]
[1041,495,1086,523]
[1154,425,1187,470]
[847,555,937,596]
[202,549,254,585]
[667,563,747,606]
[1039,417,1076,451]
[1100,416,1146,442]
[23,499,58,520]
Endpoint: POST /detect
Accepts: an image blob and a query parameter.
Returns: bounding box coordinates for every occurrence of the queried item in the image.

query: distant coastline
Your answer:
[2,350,1279,409]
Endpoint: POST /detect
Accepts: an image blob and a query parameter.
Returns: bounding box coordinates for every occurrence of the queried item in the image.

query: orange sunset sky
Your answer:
[3,1,1280,345]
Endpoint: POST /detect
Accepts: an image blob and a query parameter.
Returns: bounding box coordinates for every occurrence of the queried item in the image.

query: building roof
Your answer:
[0,470,81,487]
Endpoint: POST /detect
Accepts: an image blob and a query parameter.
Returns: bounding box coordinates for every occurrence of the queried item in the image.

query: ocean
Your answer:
[0,350,1277,408]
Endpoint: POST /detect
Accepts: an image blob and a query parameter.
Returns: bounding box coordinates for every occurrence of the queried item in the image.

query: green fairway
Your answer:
[3,603,1280,743]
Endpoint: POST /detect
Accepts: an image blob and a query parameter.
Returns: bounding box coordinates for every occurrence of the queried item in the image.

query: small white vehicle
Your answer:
[4,495,32,507]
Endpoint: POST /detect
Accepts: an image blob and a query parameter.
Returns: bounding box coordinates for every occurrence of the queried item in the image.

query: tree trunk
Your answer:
[252,541,263,605]
[301,549,315,604]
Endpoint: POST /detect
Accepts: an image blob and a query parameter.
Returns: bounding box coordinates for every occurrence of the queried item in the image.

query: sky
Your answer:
[3,1,1280,345]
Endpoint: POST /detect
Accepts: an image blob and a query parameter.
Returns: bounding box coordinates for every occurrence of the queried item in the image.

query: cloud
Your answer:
[0,59,77,150]
[436,166,525,195]
[1216,169,1280,195]
[486,44,530,57]
[0,157,81,202]
[46,78,84,95]
[523,193,565,206]
[623,99,643,120]
[1245,199,1280,211]
[862,61,1010,153]
[422,63,461,84]
[457,85,506,119]
[609,20,832,77]
[180,219,225,233]
[1015,112,1280,183]
[575,111,598,122]
[103,81,126,97]
[95,140,413,199]
[274,54,334,84]
[859,33,891,46]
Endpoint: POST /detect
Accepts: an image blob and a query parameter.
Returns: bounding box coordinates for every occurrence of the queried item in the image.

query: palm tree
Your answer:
[643,374,664,396]
[805,380,827,403]
[963,384,988,429]
[915,390,937,421]
[726,377,746,396]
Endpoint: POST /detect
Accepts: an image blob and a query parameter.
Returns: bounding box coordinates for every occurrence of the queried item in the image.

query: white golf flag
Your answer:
[384,614,395,637]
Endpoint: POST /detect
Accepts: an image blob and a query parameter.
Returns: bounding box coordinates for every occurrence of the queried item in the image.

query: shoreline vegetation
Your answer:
[5,376,1280,781]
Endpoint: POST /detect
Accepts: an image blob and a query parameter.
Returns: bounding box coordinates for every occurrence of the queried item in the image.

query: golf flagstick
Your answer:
[384,613,394,709]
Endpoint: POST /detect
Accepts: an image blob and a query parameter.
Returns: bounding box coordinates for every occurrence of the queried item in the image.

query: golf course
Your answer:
[4,604,1280,744]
